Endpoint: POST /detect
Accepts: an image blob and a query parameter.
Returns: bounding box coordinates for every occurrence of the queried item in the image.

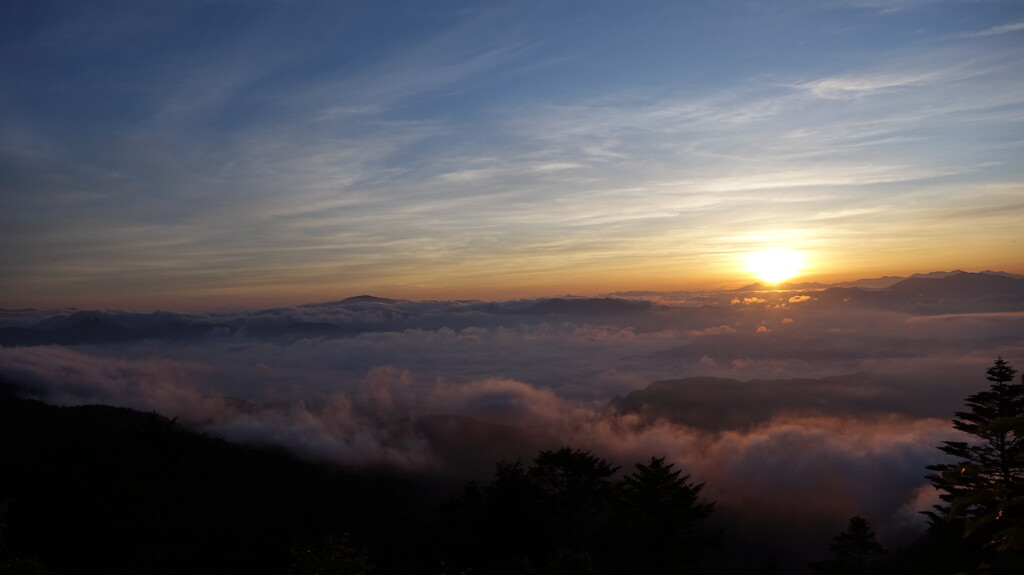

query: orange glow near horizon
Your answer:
[8,253,1022,313]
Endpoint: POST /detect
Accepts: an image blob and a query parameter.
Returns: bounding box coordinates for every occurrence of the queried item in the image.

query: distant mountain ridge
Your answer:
[734,269,1023,292]
[0,296,659,347]
[2,272,1021,347]
[299,295,401,307]
[606,371,972,431]
[607,373,891,431]
[792,271,1024,314]
[887,270,1024,298]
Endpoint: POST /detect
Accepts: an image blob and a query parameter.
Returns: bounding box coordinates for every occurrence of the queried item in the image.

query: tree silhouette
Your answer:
[435,448,716,575]
[757,555,783,575]
[808,516,886,575]
[925,357,1024,573]
[0,501,53,575]
[288,533,373,575]
[467,459,545,570]
[610,457,716,574]
[528,447,619,556]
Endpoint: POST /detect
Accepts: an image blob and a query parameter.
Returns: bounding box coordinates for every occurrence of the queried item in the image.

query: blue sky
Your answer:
[2,0,1023,310]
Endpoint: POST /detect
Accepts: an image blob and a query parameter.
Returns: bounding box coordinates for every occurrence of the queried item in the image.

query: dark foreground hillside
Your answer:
[6,357,1021,574]
[0,381,723,575]
[0,382,456,575]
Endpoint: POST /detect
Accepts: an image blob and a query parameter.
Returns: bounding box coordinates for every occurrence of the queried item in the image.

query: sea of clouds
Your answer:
[2,287,1022,563]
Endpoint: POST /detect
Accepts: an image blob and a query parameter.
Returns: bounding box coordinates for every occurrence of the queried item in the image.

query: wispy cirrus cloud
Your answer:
[958,20,1024,38]
[3,1,1023,308]
[796,71,940,99]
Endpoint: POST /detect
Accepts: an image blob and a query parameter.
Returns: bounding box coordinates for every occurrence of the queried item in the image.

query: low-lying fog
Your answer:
[3,273,1023,566]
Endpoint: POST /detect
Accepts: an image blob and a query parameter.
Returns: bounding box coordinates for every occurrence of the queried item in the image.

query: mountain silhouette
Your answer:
[521,297,655,315]
[606,373,943,431]
[888,271,1024,299]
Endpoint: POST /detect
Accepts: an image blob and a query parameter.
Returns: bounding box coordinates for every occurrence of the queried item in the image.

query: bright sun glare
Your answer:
[746,249,805,284]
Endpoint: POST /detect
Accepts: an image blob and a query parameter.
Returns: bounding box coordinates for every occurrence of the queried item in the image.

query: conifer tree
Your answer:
[927,358,1023,514]
[926,357,1024,573]
[808,516,886,575]
[611,457,716,574]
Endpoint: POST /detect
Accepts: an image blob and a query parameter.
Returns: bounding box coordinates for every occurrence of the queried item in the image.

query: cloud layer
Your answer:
[3,285,1022,563]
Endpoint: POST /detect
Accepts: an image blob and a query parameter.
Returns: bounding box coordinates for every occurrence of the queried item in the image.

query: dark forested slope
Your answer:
[0,381,453,575]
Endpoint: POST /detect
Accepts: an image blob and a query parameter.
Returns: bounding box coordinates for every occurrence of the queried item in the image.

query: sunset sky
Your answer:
[3,0,1022,310]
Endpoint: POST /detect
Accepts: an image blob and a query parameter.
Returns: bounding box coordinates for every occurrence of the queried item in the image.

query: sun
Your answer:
[745,249,804,284]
